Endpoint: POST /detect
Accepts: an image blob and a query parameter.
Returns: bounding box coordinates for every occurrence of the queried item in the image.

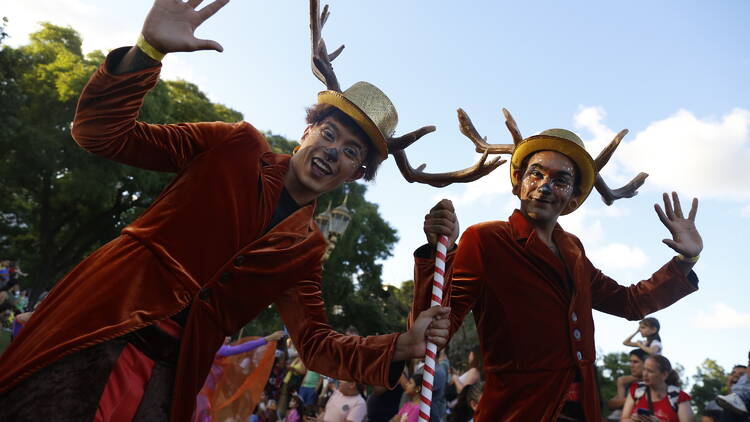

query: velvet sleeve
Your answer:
[71,47,243,172]
[588,244,699,320]
[216,337,268,357]
[409,226,482,337]
[274,274,403,388]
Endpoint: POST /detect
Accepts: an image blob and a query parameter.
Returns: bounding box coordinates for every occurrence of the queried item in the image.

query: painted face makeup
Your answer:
[517,151,578,223]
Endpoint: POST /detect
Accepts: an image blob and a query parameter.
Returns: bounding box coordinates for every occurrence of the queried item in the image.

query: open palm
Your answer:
[654,192,702,257]
[141,0,229,53]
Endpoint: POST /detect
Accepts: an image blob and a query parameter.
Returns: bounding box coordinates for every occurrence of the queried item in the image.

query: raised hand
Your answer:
[423,199,460,247]
[141,0,229,54]
[654,192,702,258]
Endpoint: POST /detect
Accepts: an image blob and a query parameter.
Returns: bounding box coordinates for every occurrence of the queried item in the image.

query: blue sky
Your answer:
[5,1,749,384]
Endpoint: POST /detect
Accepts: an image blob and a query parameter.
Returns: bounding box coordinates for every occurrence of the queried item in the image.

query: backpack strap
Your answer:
[633,382,647,400]
[666,385,681,411]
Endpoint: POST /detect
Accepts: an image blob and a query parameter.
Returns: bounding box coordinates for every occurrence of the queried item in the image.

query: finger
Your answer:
[671,191,684,219]
[437,198,455,212]
[662,192,675,220]
[428,336,448,347]
[653,204,673,232]
[187,0,205,8]
[425,327,449,338]
[197,0,229,21]
[428,318,450,330]
[428,209,457,222]
[688,197,699,221]
[191,38,224,52]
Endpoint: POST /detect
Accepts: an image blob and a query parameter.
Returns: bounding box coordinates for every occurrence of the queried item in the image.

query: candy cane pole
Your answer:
[418,234,449,422]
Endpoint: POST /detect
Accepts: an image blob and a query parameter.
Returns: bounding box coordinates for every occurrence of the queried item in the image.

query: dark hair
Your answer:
[648,355,680,386]
[305,103,382,181]
[734,364,748,370]
[412,372,423,395]
[517,151,582,197]
[629,348,649,362]
[640,317,661,347]
[448,381,484,422]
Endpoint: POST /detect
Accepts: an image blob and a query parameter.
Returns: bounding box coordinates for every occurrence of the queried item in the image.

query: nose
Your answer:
[538,182,552,195]
[324,146,338,161]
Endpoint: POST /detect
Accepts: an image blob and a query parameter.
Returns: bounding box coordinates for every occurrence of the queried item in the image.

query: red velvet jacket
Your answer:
[412,210,698,422]
[0,48,400,422]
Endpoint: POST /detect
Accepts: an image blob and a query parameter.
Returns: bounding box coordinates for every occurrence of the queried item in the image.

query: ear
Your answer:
[346,167,365,182]
[564,196,580,213]
[512,170,523,195]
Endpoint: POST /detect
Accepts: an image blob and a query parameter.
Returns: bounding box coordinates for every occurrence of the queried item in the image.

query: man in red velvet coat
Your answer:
[0,1,449,421]
[412,129,703,421]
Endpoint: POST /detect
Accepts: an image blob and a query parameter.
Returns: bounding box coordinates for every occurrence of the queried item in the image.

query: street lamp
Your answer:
[315,194,352,260]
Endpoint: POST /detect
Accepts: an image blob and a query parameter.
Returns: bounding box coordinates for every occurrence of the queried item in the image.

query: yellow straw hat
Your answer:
[317,81,398,161]
[510,129,596,215]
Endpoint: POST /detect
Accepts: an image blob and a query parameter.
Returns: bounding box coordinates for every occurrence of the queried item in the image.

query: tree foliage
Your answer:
[690,359,727,415]
[596,351,631,411]
[2,22,404,338]
[0,23,242,295]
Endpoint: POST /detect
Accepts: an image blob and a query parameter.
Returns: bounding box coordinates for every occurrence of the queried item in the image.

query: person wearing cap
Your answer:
[0,1,450,421]
[412,128,703,421]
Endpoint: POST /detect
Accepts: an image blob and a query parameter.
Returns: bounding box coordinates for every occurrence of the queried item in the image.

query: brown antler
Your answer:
[310,0,344,91]
[390,109,506,187]
[592,129,649,205]
[462,108,518,155]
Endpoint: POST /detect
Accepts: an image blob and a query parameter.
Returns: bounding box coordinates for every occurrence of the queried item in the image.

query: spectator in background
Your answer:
[299,370,323,407]
[727,366,748,391]
[431,346,451,422]
[448,381,484,422]
[452,346,482,395]
[620,354,694,422]
[390,372,422,422]
[624,318,663,355]
[321,380,367,422]
[608,349,650,421]
[715,351,750,420]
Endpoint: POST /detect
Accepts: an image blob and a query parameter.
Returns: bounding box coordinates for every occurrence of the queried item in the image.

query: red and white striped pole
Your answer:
[418,234,449,422]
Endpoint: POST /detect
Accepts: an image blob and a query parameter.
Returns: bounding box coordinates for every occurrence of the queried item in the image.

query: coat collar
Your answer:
[508,209,564,242]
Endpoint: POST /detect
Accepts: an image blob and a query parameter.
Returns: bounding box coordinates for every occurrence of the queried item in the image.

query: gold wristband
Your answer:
[677,254,699,263]
[136,34,166,62]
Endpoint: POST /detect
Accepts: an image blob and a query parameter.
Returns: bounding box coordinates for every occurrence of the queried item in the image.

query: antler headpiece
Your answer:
[309,1,647,208]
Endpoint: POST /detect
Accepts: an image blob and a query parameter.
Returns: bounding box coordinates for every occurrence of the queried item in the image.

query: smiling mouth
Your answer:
[531,197,552,204]
[312,157,333,176]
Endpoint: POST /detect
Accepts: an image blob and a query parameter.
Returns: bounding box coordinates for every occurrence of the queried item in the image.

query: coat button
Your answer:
[199,288,211,300]
[571,312,578,322]
[573,329,582,340]
[219,272,232,283]
[576,351,583,361]
[233,255,246,266]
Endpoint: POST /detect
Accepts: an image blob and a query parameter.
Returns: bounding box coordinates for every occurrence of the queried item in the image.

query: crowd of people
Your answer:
[243,331,486,422]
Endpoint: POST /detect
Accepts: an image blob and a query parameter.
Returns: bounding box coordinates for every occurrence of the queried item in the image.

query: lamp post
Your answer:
[315,194,352,261]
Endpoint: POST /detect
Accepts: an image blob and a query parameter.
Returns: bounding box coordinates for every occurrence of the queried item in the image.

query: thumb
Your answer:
[192,38,224,52]
[662,238,679,251]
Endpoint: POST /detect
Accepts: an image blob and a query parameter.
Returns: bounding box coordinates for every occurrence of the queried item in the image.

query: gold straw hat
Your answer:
[510,129,596,215]
[318,81,398,161]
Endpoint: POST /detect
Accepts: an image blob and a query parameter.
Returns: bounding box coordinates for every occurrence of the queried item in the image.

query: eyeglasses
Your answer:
[523,168,574,192]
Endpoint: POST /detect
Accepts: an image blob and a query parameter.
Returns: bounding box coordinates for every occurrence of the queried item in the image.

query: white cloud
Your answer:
[576,106,750,201]
[586,243,649,272]
[693,303,750,329]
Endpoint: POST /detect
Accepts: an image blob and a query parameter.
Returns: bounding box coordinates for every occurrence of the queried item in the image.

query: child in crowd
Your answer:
[448,381,484,422]
[624,317,663,355]
[284,394,304,422]
[390,372,422,422]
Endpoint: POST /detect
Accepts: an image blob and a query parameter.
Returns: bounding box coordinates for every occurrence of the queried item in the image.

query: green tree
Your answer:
[596,351,631,410]
[0,23,241,295]
[690,359,727,415]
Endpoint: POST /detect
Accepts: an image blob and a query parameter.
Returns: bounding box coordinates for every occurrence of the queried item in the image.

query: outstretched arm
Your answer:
[275,275,450,387]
